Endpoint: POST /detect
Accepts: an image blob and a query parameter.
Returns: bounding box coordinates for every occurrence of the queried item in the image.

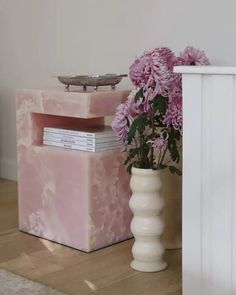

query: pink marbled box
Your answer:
[16,89,132,252]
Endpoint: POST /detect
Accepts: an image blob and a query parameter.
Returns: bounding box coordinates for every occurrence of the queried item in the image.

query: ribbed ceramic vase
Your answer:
[129,167,167,272]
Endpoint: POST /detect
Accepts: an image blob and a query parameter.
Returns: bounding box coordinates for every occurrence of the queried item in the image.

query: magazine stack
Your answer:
[43,125,122,152]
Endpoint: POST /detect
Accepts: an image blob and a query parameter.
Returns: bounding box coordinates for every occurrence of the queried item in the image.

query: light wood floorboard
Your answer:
[0,178,181,295]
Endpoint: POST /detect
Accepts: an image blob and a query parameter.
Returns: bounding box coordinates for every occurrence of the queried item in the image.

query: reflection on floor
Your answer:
[0,178,181,295]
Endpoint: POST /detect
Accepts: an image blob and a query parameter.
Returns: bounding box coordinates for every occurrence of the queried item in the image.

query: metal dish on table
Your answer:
[57,74,127,92]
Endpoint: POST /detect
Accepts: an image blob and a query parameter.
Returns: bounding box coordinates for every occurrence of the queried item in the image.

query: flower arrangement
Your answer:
[112,46,209,174]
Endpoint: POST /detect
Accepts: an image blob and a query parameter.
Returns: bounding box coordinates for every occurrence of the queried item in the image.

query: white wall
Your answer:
[1,0,236,180]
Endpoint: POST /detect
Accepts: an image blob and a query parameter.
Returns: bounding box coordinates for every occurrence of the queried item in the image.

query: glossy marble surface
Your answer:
[16,89,132,251]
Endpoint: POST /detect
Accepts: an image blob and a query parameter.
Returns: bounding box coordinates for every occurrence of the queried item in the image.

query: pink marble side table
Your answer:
[16,89,132,252]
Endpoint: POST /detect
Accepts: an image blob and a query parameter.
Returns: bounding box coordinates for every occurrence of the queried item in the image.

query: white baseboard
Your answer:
[0,158,17,181]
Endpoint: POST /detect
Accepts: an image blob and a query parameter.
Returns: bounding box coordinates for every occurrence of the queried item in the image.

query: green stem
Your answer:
[163,159,171,166]
[139,136,144,168]
[159,146,168,166]
[135,138,140,166]
[158,149,162,165]
[150,110,155,169]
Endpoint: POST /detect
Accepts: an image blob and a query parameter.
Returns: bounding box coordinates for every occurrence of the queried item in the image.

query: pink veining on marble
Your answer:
[16,89,132,252]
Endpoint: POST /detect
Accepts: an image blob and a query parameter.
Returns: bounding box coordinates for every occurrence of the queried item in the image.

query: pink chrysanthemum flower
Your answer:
[127,90,141,115]
[111,102,131,142]
[163,93,183,134]
[180,46,210,66]
[175,56,186,66]
[112,90,139,142]
[149,47,177,97]
[168,76,182,102]
[134,87,154,114]
[129,53,152,88]
[148,132,169,149]
[129,47,177,97]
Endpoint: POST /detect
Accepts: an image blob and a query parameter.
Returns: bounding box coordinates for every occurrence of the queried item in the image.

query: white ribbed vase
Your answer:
[129,167,167,272]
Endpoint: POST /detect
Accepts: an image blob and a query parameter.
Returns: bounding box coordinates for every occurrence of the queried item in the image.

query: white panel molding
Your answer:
[175,66,236,75]
[232,76,236,293]
[175,66,236,295]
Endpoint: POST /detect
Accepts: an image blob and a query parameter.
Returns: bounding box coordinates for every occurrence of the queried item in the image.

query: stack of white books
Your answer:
[43,126,122,152]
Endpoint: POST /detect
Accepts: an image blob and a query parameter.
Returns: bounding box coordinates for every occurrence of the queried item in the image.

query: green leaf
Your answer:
[134,88,144,102]
[171,143,179,162]
[138,142,150,169]
[155,163,168,170]
[169,166,182,176]
[124,148,139,165]
[126,162,134,174]
[170,128,181,141]
[167,137,180,163]
[127,115,148,144]
[152,95,168,115]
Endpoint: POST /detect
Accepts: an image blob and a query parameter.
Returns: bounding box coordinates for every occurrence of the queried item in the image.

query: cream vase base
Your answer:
[129,167,168,273]
[130,260,167,272]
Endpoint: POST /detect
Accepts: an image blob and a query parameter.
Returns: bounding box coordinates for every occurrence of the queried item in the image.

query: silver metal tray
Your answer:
[57,74,127,91]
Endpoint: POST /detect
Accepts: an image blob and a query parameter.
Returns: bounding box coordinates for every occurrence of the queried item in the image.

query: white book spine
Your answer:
[43,136,120,148]
[44,127,115,138]
[43,140,122,152]
[43,132,117,144]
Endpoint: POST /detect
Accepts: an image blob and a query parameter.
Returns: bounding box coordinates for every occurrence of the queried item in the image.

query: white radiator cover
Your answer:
[174,66,236,295]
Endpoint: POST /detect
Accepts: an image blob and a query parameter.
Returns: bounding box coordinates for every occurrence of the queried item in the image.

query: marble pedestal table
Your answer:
[16,89,132,252]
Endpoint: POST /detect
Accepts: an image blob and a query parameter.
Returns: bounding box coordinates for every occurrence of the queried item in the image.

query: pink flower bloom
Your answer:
[112,90,139,142]
[129,47,177,97]
[111,102,131,142]
[175,56,186,66]
[148,132,169,149]
[150,47,177,97]
[129,53,152,88]
[169,76,182,101]
[135,87,154,114]
[180,46,210,66]
[127,90,141,115]
[163,93,183,134]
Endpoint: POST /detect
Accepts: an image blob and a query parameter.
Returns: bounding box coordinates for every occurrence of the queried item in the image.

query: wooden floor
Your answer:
[0,178,181,295]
